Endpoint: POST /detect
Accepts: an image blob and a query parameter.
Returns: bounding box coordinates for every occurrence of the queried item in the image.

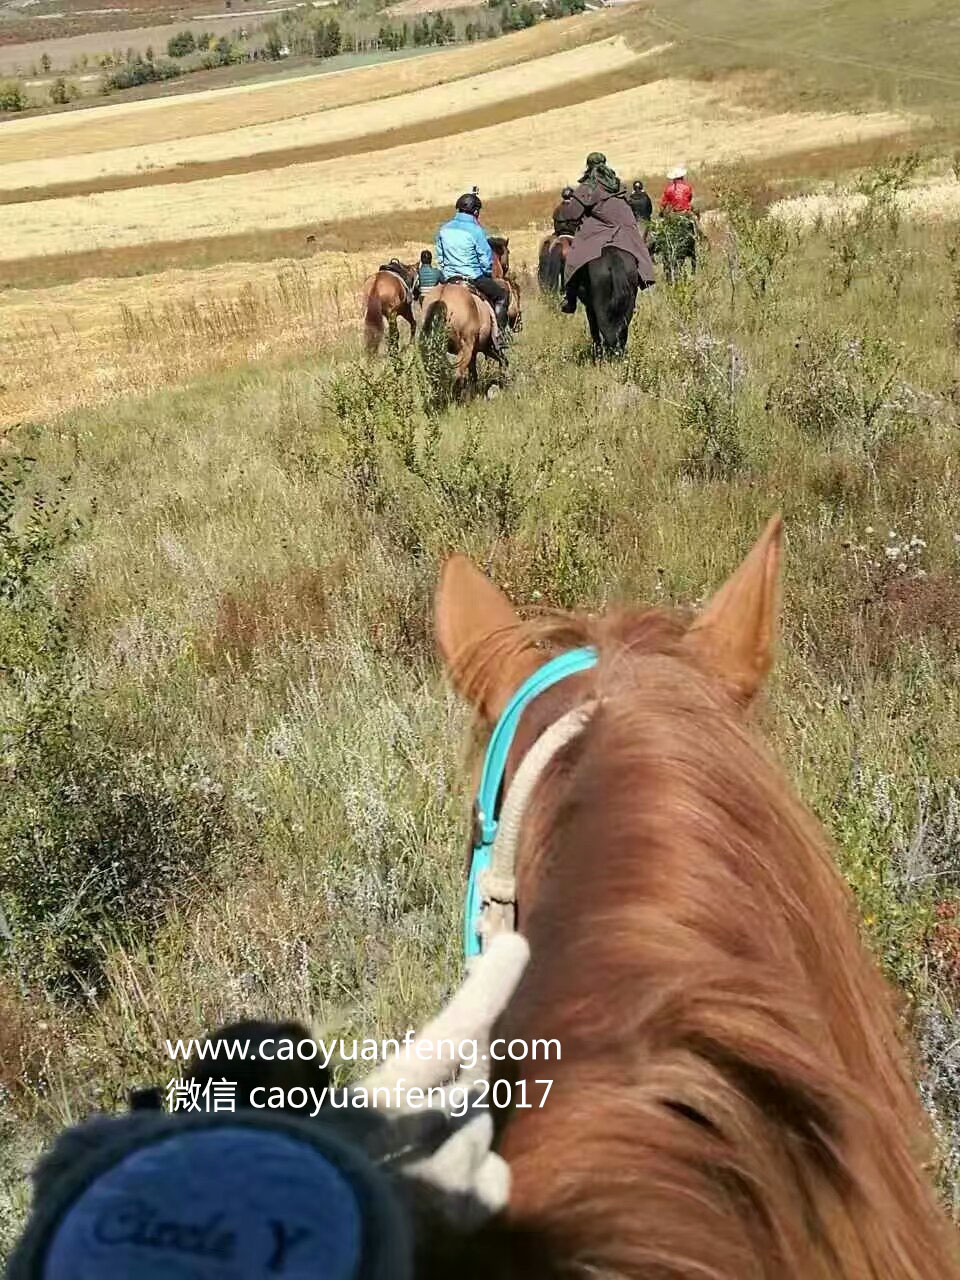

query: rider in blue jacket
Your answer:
[435,193,510,356]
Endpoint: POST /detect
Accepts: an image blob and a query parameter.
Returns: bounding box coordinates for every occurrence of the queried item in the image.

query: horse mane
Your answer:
[447,606,957,1280]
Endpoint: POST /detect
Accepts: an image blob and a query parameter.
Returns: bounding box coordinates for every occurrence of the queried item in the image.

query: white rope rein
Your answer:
[475,699,598,955]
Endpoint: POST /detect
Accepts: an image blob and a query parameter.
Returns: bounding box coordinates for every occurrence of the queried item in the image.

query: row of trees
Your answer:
[498,0,586,30]
[1,0,590,114]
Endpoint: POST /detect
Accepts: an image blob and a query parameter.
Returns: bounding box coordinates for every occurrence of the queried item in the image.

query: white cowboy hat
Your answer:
[668,166,687,180]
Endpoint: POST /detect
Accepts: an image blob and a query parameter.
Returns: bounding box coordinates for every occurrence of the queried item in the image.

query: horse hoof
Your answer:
[486,385,501,400]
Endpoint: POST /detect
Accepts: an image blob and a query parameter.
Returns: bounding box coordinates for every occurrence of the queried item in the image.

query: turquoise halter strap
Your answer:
[464,647,598,959]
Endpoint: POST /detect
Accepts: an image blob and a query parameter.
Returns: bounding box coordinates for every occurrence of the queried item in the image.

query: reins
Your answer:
[464,647,598,966]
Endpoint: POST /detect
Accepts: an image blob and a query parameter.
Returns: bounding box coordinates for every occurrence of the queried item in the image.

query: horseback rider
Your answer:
[435,192,510,357]
[627,179,653,226]
[660,166,694,214]
[560,152,655,314]
[417,248,443,291]
[552,186,579,238]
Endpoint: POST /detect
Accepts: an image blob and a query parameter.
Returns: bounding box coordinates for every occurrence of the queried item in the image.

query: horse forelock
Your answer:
[451,605,956,1280]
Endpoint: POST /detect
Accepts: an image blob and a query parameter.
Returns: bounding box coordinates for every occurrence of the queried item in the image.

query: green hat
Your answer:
[585,152,606,168]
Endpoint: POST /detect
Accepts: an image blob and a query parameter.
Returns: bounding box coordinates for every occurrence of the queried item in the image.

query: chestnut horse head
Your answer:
[488,236,510,279]
[432,518,956,1280]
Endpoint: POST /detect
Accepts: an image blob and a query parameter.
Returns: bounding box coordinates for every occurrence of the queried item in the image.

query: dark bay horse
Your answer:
[361,260,417,355]
[573,244,640,357]
[489,236,522,332]
[537,233,572,295]
[431,517,959,1280]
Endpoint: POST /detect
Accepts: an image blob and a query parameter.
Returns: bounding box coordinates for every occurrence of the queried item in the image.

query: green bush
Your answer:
[0,80,27,112]
[101,56,180,93]
[166,29,196,58]
[777,328,900,447]
[1,724,238,996]
[49,77,75,105]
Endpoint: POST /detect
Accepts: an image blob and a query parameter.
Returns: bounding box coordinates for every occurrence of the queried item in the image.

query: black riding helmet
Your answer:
[455,192,482,217]
[561,186,574,200]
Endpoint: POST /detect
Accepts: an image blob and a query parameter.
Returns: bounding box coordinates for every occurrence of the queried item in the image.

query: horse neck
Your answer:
[494,641,954,1280]
[490,254,505,280]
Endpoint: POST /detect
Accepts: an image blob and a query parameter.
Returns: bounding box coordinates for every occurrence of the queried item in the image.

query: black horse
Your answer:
[571,246,641,358]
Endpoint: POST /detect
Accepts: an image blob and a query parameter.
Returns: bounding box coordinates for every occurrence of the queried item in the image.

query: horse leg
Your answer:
[454,340,473,401]
[583,296,603,359]
[400,302,417,344]
[364,291,384,356]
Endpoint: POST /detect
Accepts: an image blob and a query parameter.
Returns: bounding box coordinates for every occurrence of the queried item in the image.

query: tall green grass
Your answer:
[1,188,960,1250]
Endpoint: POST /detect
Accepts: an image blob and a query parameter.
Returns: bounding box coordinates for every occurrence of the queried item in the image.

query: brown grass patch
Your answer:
[199,565,339,671]
[0,985,49,1103]
[882,573,960,644]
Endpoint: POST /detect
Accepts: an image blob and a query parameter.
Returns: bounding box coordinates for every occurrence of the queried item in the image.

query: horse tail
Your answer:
[364,289,384,355]
[538,238,554,293]
[592,248,638,354]
[420,298,449,348]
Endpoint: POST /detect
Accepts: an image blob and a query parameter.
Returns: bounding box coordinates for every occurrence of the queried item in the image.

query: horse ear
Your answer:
[435,556,540,724]
[683,516,782,705]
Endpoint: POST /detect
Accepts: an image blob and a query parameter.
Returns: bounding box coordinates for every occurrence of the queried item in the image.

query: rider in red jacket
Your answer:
[660,166,693,214]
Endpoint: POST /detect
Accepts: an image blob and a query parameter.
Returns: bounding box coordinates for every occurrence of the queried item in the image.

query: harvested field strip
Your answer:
[0,38,646,198]
[0,194,554,291]
[0,133,937,293]
[0,79,918,261]
[0,11,615,160]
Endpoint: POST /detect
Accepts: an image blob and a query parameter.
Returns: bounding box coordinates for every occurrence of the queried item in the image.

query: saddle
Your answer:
[379,262,415,304]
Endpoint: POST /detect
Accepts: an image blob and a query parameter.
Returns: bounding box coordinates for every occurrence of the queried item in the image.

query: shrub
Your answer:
[101,56,179,93]
[0,80,27,112]
[500,2,538,31]
[48,77,75,105]
[674,332,746,479]
[777,328,900,446]
[167,29,196,57]
[826,155,922,293]
[714,168,790,303]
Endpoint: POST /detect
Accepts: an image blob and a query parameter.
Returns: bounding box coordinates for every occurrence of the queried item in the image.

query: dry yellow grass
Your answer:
[386,0,485,12]
[0,227,547,427]
[768,175,960,225]
[0,39,642,192]
[0,12,614,162]
[0,80,918,261]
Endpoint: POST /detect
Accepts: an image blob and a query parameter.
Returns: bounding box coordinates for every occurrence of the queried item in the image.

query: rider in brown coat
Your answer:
[560,153,655,313]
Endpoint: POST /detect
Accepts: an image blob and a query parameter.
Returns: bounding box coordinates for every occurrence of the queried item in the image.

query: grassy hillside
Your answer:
[2,172,960,1250]
[625,0,960,117]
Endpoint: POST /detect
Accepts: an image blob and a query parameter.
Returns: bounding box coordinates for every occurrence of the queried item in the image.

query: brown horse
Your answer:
[420,282,503,397]
[538,232,572,295]
[489,235,522,332]
[431,518,959,1280]
[361,260,417,355]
